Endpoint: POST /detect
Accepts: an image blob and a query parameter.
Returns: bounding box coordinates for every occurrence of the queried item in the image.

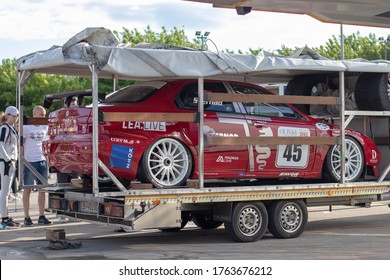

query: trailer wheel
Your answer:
[140,138,192,188]
[323,136,364,182]
[192,214,223,229]
[267,200,308,239]
[224,202,268,242]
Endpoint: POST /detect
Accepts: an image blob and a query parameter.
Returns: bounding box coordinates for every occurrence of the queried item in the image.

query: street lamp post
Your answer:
[195,31,210,50]
[379,35,390,60]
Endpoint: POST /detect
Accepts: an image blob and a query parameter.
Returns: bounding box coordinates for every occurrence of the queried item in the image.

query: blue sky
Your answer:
[1,0,388,60]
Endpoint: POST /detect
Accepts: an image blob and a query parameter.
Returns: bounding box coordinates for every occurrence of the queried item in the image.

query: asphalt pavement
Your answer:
[1,175,390,260]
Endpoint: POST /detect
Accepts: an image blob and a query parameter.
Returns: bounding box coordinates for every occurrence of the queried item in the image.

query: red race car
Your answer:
[43,79,381,188]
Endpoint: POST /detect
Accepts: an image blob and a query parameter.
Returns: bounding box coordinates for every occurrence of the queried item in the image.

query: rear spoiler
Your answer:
[43,89,106,109]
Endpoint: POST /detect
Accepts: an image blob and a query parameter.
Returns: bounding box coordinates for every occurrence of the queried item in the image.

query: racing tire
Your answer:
[285,74,328,114]
[192,214,223,229]
[354,73,390,111]
[267,200,308,239]
[323,136,365,182]
[140,138,192,188]
[224,202,268,242]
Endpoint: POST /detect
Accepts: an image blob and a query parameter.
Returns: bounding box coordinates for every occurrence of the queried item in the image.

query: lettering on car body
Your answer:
[110,137,138,145]
[370,150,379,164]
[216,156,239,163]
[203,126,239,138]
[193,97,223,106]
[122,121,166,132]
[279,172,299,177]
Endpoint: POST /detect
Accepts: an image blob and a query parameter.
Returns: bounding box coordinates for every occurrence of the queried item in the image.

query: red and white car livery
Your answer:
[43,79,381,188]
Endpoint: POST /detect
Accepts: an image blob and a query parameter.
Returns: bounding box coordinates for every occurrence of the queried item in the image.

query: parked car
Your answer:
[43,79,381,188]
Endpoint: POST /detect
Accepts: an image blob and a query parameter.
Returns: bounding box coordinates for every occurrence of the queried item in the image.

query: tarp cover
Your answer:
[17,27,390,83]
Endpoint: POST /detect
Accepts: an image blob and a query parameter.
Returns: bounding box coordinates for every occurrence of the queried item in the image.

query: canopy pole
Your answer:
[17,71,24,188]
[340,24,345,60]
[340,71,346,184]
[92,64,99,195]
[198,77,204,188]
[339,24,345,184]
[113,74,119,91]
[17,70,36,189]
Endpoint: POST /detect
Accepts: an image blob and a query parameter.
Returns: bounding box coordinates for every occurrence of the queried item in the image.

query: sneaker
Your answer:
[15,193,23,201]
[1,218,21,229]
[24,217,33,226]
[8,196,17,203]
[38,216,52,225]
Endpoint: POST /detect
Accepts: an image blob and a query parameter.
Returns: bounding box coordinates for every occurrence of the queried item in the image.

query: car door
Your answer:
[175,81,249,176]
[229,82,317,178]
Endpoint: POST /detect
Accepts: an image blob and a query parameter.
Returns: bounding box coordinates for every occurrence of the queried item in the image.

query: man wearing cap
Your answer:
[0,106,20,229]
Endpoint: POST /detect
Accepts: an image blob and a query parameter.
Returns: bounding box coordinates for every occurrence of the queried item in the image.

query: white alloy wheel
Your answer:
[326,137,364,182]
[144,138,191,188]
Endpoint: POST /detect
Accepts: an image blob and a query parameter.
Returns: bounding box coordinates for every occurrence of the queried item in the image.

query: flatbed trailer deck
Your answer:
[46,180,390,242]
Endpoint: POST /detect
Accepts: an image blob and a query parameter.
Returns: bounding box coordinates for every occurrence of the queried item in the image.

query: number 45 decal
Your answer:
[283,145,302,162]
[277,144,309,168]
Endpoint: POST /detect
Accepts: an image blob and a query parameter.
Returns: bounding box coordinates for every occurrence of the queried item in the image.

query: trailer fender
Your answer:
[213,202,233,222]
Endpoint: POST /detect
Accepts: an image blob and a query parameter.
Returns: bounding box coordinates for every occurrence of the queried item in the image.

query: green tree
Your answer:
[276,45,297,56]
[22,75,91,115]
[0,59,18,112]
[0,58,91,115]
[114,25,202,49]
[315,32,383,60]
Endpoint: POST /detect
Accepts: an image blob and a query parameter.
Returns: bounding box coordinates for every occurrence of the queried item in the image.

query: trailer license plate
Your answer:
[79,201,99,213]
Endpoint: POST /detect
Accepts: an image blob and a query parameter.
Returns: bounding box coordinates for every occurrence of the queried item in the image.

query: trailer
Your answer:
[16,27,390,242]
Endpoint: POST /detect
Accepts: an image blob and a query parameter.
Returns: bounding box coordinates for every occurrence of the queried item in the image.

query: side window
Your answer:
[175,82,235,113]
[231,84,301,119]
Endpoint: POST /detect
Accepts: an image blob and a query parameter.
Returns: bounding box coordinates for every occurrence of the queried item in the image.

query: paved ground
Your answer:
[1,193,390,260]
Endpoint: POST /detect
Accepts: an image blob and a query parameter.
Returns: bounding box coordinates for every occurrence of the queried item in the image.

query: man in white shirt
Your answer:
[22,105,51,226]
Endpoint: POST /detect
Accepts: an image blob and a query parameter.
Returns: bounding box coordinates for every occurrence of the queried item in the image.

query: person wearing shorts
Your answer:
[22,105,51,226]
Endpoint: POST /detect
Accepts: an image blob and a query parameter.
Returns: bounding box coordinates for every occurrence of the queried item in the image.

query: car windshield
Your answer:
[105,81,167,103]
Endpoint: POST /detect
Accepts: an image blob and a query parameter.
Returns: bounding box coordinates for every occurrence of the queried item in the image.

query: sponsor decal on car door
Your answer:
[245,117,316,174]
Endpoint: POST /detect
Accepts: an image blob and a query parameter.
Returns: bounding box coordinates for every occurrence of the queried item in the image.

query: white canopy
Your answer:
[186,0,390,28]
[17,27,390,84]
